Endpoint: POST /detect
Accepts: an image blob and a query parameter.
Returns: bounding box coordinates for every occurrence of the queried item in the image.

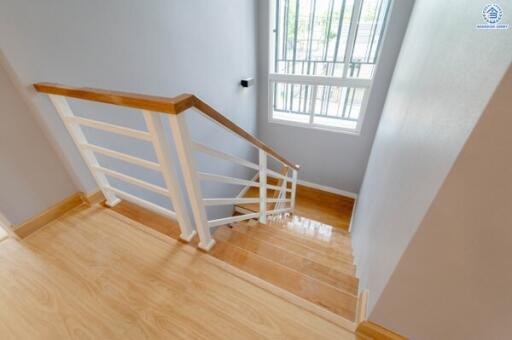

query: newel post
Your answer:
[168,113,215,251]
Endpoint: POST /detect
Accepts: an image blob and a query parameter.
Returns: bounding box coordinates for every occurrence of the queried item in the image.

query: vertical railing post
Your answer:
[48,95,120,207]
[280,171,288,211]
[259,149,267,224]
[291,169,298,212]
[142,110,197,242]
[168,113,215,251]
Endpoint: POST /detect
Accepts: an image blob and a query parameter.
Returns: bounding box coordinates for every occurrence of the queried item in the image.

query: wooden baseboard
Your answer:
[297,179,358,199]
[86,190,105,205]
[356,321,407,340]
[14,192,87,238]
[356,289,369,324]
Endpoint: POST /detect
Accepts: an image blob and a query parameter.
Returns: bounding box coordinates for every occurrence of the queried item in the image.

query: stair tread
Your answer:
[259,216,353,247]
[209,237,357,320]
[239,183,354,232]
[236,220,354,260]
[214,226,359,295]
[231,223,356,274]
[236,206,352,239]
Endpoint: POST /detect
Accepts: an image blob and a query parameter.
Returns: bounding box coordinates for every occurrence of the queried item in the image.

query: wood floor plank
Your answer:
[0,204,356,339]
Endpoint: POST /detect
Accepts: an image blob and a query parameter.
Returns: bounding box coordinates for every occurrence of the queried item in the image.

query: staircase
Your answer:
[110,183,359,322]
[34,83,361,325]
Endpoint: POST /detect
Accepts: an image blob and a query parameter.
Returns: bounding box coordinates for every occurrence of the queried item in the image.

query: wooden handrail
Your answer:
[34,83,300,170]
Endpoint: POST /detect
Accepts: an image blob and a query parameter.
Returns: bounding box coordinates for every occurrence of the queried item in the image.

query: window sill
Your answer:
[268,117,362,136]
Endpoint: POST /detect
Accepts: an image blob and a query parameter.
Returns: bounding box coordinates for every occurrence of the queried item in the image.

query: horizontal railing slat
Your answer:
[207,212,260,228]
[198,172,260,187]
[106,186,177,220]
[266,184,292,192]
[93,166,168,196]
[193,142,259,171]
[82,143,161,171]
[203,198,289,206]
[65,116,151,141]
[267,169,292,182]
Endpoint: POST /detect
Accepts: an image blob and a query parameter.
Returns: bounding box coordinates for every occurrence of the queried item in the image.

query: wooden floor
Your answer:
[0,204,356,339]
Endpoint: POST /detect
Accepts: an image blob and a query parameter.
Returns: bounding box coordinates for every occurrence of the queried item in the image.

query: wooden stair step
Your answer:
[231,223,356,275]
[214,226,359,295]
[268,214,351,237]
[262,216,353,248]
[209,237,357,321]
[233,213,352,248]
[238,220,354,260]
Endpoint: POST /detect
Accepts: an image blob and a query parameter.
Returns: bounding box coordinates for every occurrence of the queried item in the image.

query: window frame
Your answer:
[267,0,392,135]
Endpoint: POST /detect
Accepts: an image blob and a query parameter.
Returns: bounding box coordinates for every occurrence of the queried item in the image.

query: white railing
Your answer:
[35,83,299,252]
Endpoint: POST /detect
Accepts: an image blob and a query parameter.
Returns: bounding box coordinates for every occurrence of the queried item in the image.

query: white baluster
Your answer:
[142,110,197,242]
[48,95,120,207]
[259,149,267,224]
[291,169,298,213]
[168,113,215,251]
[280,167,289,211]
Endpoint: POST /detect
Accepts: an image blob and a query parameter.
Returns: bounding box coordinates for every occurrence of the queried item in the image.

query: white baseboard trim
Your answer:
[297,180,358,199]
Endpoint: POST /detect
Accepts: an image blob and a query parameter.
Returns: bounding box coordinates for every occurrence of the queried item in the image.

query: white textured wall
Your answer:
[0,58,76,225]
[372,64,512,340]
[0,0,259,219]
[352,0,512,313]
[257,0,414,194]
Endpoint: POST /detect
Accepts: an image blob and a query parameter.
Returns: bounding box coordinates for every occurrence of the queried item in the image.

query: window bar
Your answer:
[309,85,317,123]
[323,0,347,112]
[321,0,336,65]
[331,0,348,76]
[364,0,384,63]
[348,87,356,119]
[371,0,392,64]
[342,87,351,118]
[302,0,316,110]
[289,0,300,111]
[343,0,364,79]
[273,0,280,111]
[283,0,290,110]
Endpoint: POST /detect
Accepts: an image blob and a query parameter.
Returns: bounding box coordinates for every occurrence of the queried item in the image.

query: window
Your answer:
[268,0,392,134]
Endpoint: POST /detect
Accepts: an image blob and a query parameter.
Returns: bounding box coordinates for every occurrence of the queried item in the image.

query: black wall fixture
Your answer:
[240,78,255,88]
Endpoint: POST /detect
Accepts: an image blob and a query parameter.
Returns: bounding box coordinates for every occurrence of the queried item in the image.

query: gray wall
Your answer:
[0,56,76,225]
[351,0,512,313]
[0,0,259,219]
[256,0,414,194]
[371,64,512,340]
